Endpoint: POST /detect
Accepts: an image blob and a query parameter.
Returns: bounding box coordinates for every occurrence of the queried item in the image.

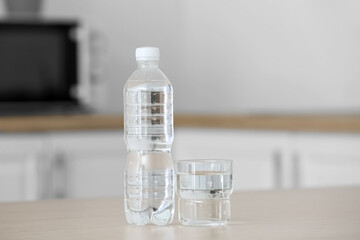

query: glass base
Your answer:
[178,198,231,226]
[179,218,229,227]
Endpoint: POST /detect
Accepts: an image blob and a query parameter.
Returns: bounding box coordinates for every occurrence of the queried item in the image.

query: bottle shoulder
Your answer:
[125,68,172,91]
[128,68,170,82]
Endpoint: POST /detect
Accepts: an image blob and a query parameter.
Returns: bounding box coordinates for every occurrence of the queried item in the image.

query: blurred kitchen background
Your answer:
[0,0,359,202]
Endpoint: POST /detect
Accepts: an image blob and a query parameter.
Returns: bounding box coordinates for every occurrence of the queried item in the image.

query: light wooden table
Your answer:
[0,187,359,240]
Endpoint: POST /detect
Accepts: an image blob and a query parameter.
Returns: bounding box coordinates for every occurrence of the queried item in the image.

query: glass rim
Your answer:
[176,159,233,164]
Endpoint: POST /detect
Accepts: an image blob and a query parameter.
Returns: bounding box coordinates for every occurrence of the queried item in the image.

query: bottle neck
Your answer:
[137,60,159,69]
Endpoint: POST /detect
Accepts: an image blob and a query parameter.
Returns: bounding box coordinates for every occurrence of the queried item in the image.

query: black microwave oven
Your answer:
[0,19,85,115]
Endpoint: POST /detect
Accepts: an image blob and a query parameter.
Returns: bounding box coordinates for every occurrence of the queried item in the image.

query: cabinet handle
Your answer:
[52,152,68,199]
[41,152,68,199]
[292,152,300,189]
[272,150,282,189]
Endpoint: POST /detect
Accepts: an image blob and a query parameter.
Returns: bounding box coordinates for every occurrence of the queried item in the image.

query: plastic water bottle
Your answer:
[123,47,174,225]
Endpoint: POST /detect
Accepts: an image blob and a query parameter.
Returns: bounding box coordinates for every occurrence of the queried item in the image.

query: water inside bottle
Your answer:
[125,151,174,225]
[125,170,174,225]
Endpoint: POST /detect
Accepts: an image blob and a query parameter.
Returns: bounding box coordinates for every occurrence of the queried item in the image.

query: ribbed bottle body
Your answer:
[124,78,173,151]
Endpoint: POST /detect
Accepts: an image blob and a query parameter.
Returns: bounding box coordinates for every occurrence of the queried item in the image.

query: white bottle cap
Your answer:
[136,47,160,61]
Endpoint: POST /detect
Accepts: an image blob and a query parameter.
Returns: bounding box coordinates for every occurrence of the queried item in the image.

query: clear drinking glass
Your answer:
[176,159,233,226]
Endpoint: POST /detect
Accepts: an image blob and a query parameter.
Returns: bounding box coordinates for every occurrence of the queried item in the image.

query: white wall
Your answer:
[1,0,359,114]
[174,0,360,114]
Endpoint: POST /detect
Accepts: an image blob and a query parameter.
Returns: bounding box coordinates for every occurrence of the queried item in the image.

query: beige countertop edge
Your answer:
[0,114,360,133]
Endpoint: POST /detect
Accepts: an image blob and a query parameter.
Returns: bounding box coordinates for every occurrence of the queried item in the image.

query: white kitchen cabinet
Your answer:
[0,131,127,201]
[292,133,360,188]
[0,134,45,202]
[49,131,126,199]
[173,128,360,191]
[173,128,289,191]
[1,129,359,202]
